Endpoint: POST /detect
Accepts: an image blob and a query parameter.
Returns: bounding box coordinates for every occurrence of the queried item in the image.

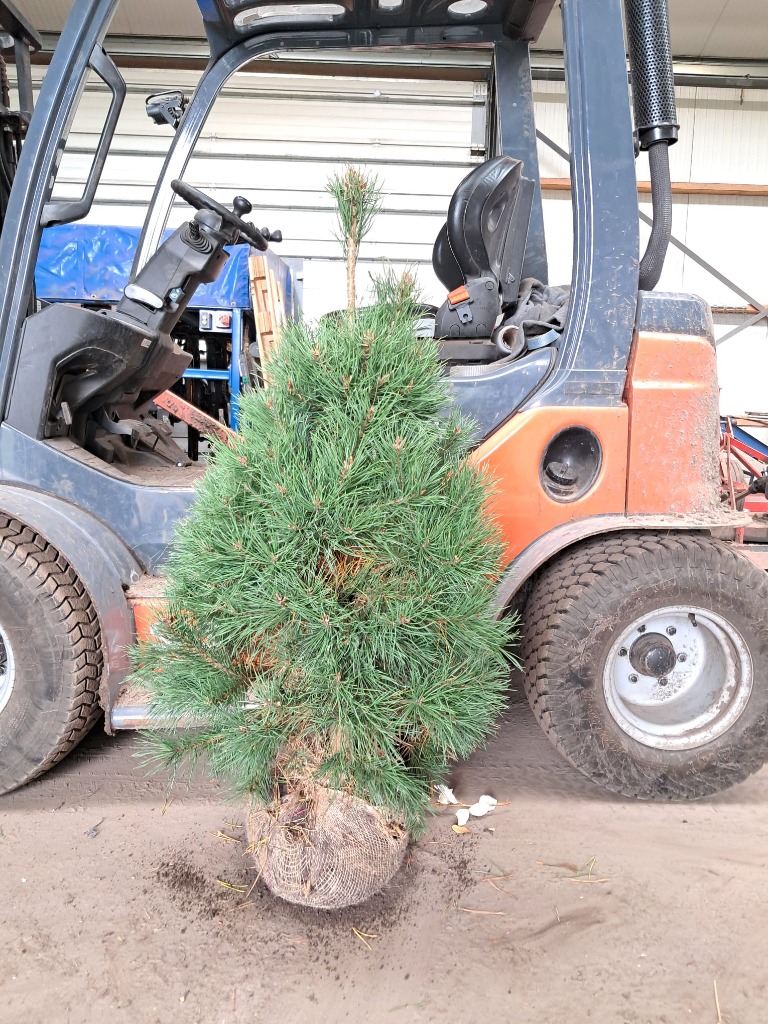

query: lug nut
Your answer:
[619,647,628,657]
[678,653,687,662]
[659,678,668,686]
[666,626,677,636]
[638,625,646,633]
[629,674,638,683]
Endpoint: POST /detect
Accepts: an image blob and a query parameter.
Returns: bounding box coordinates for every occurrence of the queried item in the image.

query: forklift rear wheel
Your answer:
[0,517,103,796]
[521,532,768,798]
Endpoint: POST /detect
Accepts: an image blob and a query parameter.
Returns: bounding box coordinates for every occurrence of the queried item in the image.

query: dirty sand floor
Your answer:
[1,689,766,1024]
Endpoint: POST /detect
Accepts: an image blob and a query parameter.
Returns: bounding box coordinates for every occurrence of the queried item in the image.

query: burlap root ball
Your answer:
[246,785,409,910]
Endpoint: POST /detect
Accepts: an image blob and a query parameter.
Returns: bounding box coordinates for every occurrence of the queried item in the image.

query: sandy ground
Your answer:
[1,688,767,1024]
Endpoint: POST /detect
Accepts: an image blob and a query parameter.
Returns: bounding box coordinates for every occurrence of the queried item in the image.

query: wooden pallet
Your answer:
[249,253,287,381]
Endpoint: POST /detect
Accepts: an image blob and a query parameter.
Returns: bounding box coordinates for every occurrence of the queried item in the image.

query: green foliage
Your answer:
[326,165,383,258]
[133,275,515,832]
[326,165,383,312]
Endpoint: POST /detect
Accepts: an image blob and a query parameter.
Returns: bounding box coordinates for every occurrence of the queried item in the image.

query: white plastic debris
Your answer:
[455,808,470,827]
[436,784,458,805]
[468,795,497,817]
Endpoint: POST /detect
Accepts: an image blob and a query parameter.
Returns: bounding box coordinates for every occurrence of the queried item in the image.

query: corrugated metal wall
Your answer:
[31,62,768,413]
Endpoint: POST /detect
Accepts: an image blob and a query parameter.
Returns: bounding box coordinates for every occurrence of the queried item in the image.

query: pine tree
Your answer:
[132,272,515,839]
[326,166,383,314]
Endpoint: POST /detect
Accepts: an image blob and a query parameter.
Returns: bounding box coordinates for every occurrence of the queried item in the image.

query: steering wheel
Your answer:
[171,179,268,251]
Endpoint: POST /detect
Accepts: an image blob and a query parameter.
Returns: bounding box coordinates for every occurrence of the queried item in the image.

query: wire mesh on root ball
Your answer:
[131,272,517,909]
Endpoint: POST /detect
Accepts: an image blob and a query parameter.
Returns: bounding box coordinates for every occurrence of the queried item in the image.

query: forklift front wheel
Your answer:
[0,517,103,796]
[521,531,768,799]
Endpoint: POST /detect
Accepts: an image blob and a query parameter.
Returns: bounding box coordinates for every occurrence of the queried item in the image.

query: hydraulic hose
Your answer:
[639,140,673,290]
[624,0,679,290]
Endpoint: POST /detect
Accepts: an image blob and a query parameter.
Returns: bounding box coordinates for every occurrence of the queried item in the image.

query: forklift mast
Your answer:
[0,2,41,303]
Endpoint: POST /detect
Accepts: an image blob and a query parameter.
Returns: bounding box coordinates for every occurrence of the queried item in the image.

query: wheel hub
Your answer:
[628,632,677,679]
[603,606,753,751]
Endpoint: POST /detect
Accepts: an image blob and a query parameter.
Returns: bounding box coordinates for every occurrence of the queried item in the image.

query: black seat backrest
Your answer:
[433,155,534,310]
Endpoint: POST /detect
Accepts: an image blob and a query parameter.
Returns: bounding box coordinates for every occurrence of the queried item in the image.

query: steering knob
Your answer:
[232,195,252,217]
[171,180,268,249]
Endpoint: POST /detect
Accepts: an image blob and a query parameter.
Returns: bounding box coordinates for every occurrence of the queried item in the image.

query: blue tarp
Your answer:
[35,224,253,309]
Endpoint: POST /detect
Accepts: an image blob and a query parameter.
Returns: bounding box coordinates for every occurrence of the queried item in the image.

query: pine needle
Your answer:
[212,830,241,843]
[566,876,611,884]
[243,868,263,902]
[351,926,377,950]
[713,979,724,1024]
[223,900,256,914]
[215,879,248,893]
[535,861,579,873]
[579,855,597,878]
[536,856,607,881]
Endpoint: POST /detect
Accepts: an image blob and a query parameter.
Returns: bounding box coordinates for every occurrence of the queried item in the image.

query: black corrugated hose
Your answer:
[638,141,673,291]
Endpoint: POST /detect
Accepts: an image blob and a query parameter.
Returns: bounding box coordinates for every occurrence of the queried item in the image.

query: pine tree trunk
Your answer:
[346,234,358,315]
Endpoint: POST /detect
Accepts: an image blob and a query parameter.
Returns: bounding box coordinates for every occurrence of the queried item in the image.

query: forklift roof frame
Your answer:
[0,0,639,424]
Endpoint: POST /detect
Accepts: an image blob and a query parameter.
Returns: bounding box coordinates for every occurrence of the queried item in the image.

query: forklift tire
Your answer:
[521,531,768,799]
[0,516,103,796]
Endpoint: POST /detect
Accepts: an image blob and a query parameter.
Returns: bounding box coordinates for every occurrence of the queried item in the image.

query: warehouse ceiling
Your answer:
[19,0,768,61]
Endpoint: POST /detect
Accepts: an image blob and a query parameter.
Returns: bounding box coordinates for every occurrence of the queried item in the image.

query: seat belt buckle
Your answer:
[447,285,473,324]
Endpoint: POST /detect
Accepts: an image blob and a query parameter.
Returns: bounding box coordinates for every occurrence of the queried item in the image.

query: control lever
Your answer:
[232,196,252,218]
[232,196,282,244]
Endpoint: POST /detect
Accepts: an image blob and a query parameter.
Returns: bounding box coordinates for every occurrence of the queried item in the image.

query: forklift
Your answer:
[0,0,765,801]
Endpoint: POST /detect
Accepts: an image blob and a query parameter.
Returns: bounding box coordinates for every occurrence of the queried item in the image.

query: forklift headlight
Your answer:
[540,426,602,503]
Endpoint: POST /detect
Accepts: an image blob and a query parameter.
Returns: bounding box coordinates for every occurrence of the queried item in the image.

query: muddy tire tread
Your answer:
[521,531,768,799]
[0,515,102,791]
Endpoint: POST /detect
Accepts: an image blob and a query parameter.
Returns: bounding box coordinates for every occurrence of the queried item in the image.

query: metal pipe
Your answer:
[531,67,768,91]
[13,36,33,116]
[624,0,679,148]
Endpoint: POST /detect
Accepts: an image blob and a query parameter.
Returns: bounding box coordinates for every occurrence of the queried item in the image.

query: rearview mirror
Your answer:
[145,91,188,131]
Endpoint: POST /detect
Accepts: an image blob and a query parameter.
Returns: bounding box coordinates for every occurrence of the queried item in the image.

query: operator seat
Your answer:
[433,155,534,342]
